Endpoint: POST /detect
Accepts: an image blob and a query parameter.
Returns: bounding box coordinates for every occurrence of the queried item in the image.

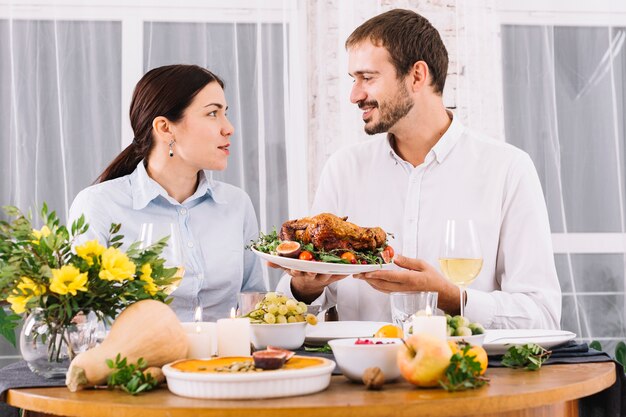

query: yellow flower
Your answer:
[50,265,88,296]
[99,247,136,282]
[6,294,28,314]
[139,263,158,295]
[75,240,106,266]
[6,277,46,314]
[31,225,51,243]
[17,276,45,297]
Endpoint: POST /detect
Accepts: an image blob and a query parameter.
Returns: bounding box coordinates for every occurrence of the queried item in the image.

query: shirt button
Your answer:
[179,208,188,215]
[187,241,194,248]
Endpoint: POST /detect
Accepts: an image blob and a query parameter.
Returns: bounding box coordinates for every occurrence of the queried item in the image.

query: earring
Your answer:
[168,140,174,158]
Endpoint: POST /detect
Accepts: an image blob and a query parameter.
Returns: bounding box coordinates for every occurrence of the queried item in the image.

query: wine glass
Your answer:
[439,219,483,318]
[138,223,185,295]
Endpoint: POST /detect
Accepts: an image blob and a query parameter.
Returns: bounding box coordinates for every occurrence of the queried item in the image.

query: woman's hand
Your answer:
[353,255,462,314]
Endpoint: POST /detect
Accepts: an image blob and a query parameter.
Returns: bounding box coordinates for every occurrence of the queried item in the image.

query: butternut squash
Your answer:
[66,299,188,391]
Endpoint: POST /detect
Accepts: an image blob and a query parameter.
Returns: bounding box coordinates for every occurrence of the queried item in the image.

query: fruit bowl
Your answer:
[447,333,485,346]
[328,337,402,382]
[250,322,307,350]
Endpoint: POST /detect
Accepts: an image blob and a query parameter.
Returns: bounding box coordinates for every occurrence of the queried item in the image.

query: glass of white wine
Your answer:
[439,219,483,318]
[138,223,185,295]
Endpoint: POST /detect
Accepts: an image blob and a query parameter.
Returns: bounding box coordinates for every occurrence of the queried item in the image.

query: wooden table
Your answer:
[7,362,616,417]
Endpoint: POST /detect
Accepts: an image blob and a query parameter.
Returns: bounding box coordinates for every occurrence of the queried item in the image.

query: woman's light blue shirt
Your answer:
[68,161,266,322]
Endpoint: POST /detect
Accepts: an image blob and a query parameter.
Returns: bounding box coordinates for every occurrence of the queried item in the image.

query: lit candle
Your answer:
[411,306,447,340]
[217,308,251,357]
[181,307,217,358]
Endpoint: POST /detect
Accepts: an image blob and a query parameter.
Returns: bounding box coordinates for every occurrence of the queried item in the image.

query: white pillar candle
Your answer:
[181,322,216,358]
[217,308,251,357]
[412,315,447,340]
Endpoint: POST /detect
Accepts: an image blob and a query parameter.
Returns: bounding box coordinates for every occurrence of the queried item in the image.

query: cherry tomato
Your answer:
[384,245,395,259]
[298,251,314,261]
[340,252,357,264]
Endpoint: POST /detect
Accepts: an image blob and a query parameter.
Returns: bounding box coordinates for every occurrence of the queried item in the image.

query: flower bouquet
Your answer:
[0,203,178,377]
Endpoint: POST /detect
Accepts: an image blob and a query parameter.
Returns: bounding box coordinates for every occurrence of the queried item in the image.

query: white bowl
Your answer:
[328,337,402,382]
[250,322,306,350]
[447,333,486,346]
[163,356,335,399]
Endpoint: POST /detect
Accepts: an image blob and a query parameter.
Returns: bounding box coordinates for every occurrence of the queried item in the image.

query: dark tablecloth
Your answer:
[1,342,623,417]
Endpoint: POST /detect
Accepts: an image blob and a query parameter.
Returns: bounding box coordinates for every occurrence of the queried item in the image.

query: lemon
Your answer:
[374,324,404,338]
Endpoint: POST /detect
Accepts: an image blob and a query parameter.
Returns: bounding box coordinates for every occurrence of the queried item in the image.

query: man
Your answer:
[275,8,561,329]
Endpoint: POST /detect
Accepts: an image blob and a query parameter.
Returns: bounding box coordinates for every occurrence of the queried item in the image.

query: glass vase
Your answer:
[19,309,106,379]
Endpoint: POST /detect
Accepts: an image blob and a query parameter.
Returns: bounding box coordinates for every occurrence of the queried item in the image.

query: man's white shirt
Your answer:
[277,115,561,329]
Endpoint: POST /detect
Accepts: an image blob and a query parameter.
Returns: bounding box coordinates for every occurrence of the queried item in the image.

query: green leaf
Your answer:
[0,307,20,348]
[615,342,626,369]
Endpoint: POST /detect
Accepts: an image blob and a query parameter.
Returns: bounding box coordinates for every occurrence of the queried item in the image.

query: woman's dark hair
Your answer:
[346,9,448,95]
[96,64,224,183]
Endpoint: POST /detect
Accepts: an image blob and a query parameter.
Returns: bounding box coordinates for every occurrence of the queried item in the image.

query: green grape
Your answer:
[278,305,288,316]
[287,315,297,323]
[264,313,276,324]
[276,315,287,324]
[267,304,279,314]
[265,292,278,301]
[286,299,297,310]
[295,314,305,322]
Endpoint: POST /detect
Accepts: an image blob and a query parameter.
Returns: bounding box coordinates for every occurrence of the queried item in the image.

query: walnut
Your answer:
[362,367,385,390]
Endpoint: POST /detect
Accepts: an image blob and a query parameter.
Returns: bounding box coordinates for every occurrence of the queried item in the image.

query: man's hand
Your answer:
[267,262,347,304]
[353,255,462,314]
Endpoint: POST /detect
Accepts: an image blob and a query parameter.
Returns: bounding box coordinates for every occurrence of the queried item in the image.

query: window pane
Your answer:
[502,25,626,233]
[0,19,121,221]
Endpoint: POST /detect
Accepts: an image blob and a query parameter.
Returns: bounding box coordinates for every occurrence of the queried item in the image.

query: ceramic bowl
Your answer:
[447,333,486,346]
[250,322,307,350]
[328,337,402,382]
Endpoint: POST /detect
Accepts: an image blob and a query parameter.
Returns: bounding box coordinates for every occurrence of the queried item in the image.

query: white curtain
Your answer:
[502,23,626,354]
[0,2,295,365]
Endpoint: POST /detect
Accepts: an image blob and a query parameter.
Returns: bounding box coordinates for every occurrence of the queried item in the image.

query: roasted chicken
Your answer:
[279,213,386,252]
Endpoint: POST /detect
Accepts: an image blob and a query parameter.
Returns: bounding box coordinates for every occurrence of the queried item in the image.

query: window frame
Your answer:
[0,0,309,219]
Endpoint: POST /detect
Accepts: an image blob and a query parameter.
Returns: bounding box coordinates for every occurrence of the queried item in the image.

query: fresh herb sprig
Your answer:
[304,344,333,353]
[501,343,551,371]
[439,344,490,392]
[106,354,161,395]
[248,229,281,254]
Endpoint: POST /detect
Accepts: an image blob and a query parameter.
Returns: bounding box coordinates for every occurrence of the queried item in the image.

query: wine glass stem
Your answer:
[459,286,465,318]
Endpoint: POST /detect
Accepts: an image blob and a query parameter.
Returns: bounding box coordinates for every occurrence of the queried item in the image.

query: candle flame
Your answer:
[230,307,236,318]
[194,306,202,322]
[425,305,432,316]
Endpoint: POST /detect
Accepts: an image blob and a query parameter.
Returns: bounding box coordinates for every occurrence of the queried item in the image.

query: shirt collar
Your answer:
[385,110,465,165]
[130,161,225,210]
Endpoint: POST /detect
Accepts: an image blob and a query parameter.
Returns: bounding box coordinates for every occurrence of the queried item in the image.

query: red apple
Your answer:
[397,333,453,387]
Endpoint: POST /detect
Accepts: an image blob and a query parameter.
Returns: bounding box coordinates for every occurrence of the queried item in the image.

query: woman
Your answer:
[69,64,266,321]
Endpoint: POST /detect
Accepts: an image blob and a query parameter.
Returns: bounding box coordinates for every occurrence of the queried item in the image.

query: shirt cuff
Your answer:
[464,288,497,328]
[275,273,329,307]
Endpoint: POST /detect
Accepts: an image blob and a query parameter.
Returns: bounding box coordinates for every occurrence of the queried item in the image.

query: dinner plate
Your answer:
[251,247,395,275]
[483,329,576,355]
[163,356,335,399]
[305,321,391,345]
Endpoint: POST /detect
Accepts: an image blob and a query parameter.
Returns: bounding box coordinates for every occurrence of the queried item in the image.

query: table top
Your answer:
[7,362,616,417]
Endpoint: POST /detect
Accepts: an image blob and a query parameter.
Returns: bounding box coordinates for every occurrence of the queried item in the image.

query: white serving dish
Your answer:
[250,321,307,350]
[447,333,486,346]
[482,329,576,355]
[327,337,402,382]
[251,247,396,275]
[163,356,335,400]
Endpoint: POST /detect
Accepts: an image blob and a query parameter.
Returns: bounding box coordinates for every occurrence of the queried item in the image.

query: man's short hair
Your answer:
[345,8,448,95]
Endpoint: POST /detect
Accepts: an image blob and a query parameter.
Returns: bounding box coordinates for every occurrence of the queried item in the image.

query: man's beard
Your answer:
[359,83,414,135]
